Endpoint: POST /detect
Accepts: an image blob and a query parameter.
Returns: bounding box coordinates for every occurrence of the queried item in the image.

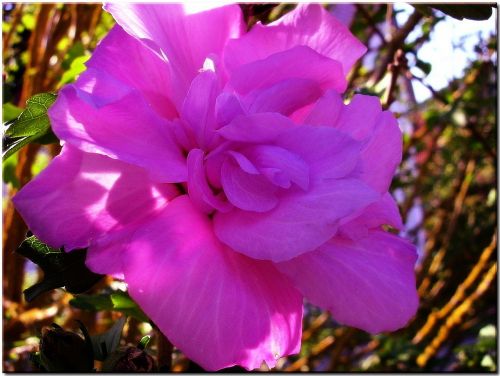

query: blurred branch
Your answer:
[372,10,423,83]
[416,262,497,367]
[414,231,497,344]
[2,4,24,54]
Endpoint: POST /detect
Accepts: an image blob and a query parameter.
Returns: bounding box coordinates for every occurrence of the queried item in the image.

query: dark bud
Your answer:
[39,324,94,372]
[102,346,157,372]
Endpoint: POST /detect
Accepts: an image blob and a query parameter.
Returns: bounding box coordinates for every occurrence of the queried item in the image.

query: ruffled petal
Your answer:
[304,93,403,192]
[218,112,296,143]
[80,25,177,119]
[225,4,365,75]
[357,111,402,192]
[340,192,403,239]
[123,196,303,370]
[214,177,378,262]
[187,149,233,213]
[220,157,278,212]
[276,125,362,179]
[104,3,243,104]
[49,86,187,183]
[228,46,346,95]
[277,231,419,333]
[13,145,177,250]
[181,70,221,150]
[245,78,322,116]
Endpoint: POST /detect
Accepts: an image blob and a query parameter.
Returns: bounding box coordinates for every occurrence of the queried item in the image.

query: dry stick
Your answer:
[418,159,476,297]
[371,10,423,84]
[285,335,336,372]
[355,4,387,44]
[413,231,497,344]
[328,327,356,371]
[2,4,24,54]
[156,328,173,371]
[416,262,497,367]
[383,49,407,109]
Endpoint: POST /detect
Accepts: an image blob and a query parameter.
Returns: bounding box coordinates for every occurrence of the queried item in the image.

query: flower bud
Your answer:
[39,324,94,372]
[102,346,157,372]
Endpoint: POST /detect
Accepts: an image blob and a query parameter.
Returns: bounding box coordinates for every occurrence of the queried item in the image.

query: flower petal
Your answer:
[80,25,177,120]
[123,195,303,371]
[218,112,296,143]
[13,145,177,250]
[277,231,419,333]
[181,70,221,150]
[214,178,378,262]
[104,3,243,104]
[357,111,402,192]
[49,86,187,183]
[228,46,346,95]
[220,157,279,212]
[340,192,403,240]
[245,78,322,116]
[225,4,365,75]
[277,125,362,179]
[187,149,233,213]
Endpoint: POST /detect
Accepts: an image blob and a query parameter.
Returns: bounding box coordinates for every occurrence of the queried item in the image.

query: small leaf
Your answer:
[16,234,103,302]
[90,316,127,361]
[2,103,23,122]
[415,4,494,21]
[137,336,151,350]
[3,93,59,160]
[70,294,114,311]
[70,291,149,322]
[6,93,57,138]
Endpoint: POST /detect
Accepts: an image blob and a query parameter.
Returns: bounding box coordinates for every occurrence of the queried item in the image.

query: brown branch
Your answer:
[372,10,423,84]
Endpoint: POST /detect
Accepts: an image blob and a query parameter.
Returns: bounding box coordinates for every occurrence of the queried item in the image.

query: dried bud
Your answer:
[102,346,157,372]
[39,324,94,372]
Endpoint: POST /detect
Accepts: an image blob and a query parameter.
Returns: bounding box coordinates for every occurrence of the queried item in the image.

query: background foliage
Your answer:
[2,3,497,372]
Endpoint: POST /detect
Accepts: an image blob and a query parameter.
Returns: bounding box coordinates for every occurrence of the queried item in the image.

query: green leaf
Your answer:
[2,151,19,188]
[415,4,494,21]
[138,336,151,350]
[90,316,127,361]
[59,55,89,86]
[6,93,57,138]
[16,234,103,302]
[3,93,59,160]
[2,103,23,122]
[70,291,149,322]
[70,294,114,311]
[416,59,432,75]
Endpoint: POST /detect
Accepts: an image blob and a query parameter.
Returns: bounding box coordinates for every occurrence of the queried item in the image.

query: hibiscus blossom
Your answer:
[13,4,418,371]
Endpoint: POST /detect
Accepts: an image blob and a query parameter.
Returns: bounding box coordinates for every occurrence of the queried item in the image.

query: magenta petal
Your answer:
[358,111,402,192]
[220,157,279,212]
[123,196,303,371]
[218,112,296,143]
[105,3,243,104]
[228,46,346,95]
[243,145,310,191]
[277,125,361,179]
[214,178,379,262]
[246,78,322,116]
[187,149,233,213]
[277,231,419,333]
[340,192,403,240]
[225,4,365,75]
[303,89,343,127]
[181,70,221,149]
[81,25,177,120]
[13,145,177,250]
[49,86,187,183]
[335,94,383,141]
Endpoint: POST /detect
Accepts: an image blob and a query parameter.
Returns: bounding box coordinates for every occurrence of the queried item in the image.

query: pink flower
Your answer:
[13,4,418,371]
